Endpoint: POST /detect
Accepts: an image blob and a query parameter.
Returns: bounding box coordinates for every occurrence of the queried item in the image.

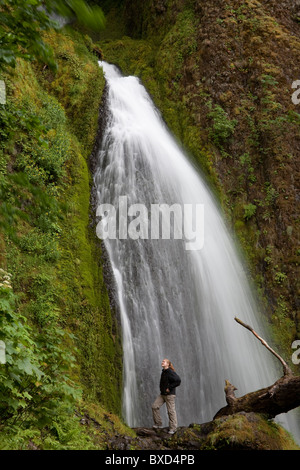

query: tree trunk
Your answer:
[214,318,300,420]
[214,375,300,419]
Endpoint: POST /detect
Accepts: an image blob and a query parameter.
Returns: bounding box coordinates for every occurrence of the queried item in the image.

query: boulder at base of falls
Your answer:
[106,412,299,450]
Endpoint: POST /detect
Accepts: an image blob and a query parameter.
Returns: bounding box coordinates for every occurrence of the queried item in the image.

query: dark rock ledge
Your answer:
[105,412,299,451]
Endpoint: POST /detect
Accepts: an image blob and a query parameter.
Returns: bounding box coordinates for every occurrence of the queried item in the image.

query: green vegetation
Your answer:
[0,269,80,425]
[207,102,237,154]
[0,23,124,448]
[243,203,257,221]
[1,0,299,450]
[0,0,105,70]
[203,413,300,450]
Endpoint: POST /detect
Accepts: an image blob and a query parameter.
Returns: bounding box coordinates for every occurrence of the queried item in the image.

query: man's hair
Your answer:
[166,359,175,371]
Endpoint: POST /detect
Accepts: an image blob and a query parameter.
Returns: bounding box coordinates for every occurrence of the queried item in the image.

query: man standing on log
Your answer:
[152,358,181,434]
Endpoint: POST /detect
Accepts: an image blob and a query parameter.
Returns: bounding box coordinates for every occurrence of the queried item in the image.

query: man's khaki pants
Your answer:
[152,394,177,431]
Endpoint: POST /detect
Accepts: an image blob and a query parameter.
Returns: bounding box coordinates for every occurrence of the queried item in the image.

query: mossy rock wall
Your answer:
[0,28,122,416]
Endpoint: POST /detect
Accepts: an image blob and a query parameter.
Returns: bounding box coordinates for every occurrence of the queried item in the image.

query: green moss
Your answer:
[205,413,300,450]
[156,9,198,77]
[41,29,123,413]
[38,28,105,157]
[58,136,122,411]
[159,413,300,451]
[0,26,123,447]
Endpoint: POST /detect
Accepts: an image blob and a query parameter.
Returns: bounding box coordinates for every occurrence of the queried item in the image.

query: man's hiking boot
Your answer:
[168,429,176,434]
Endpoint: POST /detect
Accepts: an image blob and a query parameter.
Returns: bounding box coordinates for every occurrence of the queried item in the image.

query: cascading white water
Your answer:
[94,61,299,441]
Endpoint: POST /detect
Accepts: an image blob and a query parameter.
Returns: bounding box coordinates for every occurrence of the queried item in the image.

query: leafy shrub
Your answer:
[0,0,105,71]
[0,269,81,426]
[0,171,62,244]
[18,229,60,262]
[243,203,257,220]
[274,270,287,285]
[0,100,46,147]
[207,102,237,146]
[14,91,71,185]
[39,94,67,130]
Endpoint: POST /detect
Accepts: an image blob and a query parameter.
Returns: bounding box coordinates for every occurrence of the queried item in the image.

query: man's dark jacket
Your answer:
[160,368,181,395]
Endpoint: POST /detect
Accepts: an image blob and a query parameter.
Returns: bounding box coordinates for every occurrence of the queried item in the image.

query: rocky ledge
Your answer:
[106,412,299,451]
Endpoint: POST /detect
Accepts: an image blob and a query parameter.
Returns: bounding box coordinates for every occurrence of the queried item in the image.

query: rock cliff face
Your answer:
[0,28,123,448]
[101,0,300,357]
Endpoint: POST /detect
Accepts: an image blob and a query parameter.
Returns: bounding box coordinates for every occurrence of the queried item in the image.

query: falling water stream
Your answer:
[93,61,299,441]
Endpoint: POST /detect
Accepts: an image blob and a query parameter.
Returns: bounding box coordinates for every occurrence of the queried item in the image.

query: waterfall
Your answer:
[93,61,299,441]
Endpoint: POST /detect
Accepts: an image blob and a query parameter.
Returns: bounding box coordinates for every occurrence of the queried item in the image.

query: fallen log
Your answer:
[214,318,300,420]
[214,374,300,419]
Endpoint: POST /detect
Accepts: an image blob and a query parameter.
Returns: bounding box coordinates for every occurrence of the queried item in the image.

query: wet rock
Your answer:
[105,413,299,450]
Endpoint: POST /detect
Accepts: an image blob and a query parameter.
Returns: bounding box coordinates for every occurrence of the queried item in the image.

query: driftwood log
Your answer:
[214,318,300,420]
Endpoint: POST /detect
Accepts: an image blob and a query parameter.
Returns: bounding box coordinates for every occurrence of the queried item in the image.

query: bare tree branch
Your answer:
[213,317,300,420]
[234,317,293,376]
